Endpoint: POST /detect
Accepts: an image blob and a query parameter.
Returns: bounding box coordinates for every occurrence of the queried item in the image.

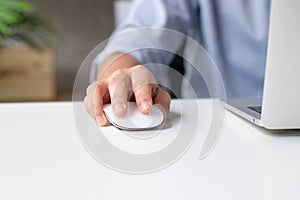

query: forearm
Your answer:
[96,53,140,81]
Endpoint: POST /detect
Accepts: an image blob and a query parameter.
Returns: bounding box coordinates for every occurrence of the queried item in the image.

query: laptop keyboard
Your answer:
[248,106,262,114]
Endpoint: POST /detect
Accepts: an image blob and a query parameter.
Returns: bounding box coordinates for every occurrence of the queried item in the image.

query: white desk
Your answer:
[1,100,300,200]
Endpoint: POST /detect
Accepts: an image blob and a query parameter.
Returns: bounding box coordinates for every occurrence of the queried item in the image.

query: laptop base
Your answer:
[223,98,263,127]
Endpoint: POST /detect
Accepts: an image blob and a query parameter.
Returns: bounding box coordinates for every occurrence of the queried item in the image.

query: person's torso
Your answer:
[182,0,271,98]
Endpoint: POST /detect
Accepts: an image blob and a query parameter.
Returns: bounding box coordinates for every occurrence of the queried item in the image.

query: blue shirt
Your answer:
[91,0,271,98]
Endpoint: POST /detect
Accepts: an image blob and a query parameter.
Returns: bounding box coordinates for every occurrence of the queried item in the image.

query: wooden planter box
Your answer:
[0,47,56,101]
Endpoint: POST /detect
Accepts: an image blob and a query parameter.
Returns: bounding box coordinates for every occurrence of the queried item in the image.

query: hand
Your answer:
[84,65,171,126]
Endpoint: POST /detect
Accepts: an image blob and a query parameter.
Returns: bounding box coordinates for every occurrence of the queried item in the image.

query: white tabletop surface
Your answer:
[1,99,300,200]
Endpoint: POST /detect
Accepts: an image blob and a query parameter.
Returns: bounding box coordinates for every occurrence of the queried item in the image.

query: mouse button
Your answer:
[103,103,164,130]
[128,102,152,128]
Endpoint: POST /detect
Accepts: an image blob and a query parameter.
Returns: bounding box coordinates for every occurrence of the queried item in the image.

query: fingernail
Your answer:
[96,115,105,126]
[141,101,152,111]
[114,103,126,114]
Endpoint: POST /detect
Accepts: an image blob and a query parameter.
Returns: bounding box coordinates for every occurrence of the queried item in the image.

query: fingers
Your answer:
[85,81,109,126]
[133,83,153,114]
[130,65,156,114]
[108,69,130,117]
[153,87,171,116]
[94,82,108,126]
[84,65,172,128]
[109,65,171,116]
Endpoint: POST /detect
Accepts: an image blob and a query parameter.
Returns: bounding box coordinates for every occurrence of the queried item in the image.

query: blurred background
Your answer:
[0,0,133,102]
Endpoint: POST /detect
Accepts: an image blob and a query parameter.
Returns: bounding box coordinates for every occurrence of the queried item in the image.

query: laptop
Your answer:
[224,0,300,129]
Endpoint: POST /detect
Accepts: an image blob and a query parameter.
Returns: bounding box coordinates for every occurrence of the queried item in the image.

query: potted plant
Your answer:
[0,0,57,101]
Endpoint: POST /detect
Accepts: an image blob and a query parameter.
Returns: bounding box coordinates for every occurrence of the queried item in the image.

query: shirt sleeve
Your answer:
[90,0,199,82]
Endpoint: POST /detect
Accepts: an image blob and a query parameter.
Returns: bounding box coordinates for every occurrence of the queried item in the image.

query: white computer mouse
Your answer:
[103,102,165,130]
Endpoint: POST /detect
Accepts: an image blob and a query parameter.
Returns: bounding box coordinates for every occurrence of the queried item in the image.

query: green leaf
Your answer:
[0,22,11,35]
[0,1,58,48]
[0,11,21,24]
[0,35,3,46]
[5,0,33,12]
